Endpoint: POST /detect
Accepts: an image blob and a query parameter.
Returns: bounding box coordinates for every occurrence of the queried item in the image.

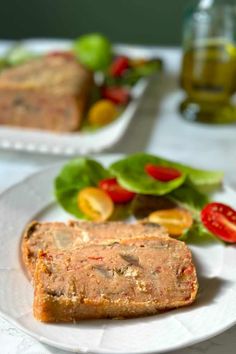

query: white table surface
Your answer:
[0,47,236,354]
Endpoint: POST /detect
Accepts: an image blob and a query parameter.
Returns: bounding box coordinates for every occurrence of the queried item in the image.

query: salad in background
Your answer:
[0,33,162,129]
[54,153,236,245]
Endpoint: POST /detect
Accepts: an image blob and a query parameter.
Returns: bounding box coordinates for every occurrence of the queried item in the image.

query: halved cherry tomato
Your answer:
[110,56,129,77]
[148,208,193,236]
[101,87,130,105]
[201,202,236,243]
[145,164,182,182]
[78,187,114,221]
[99,178,135,204]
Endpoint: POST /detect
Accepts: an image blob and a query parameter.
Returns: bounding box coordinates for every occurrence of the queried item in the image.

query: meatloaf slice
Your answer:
[33,236,198,322]
[0,55,90,96]
[22,220,168,277]
[0,89,87,132]
[0,55,92,132]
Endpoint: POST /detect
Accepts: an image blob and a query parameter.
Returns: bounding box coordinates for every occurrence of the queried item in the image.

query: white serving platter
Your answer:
[0,39,160,156]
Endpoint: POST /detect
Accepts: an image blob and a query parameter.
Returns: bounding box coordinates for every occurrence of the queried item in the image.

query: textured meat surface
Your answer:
[33,237,198,322]
[0,90,83,132]
[22,220,168,276]
[0,55,90,96]
[0,55,92,131]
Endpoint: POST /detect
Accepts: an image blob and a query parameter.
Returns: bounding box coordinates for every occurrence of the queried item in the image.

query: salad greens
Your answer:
[0,45,37,70]
[104,59,162,87]
[110,153,223,193]
[169,185,209,214]
[54,153,224,243]
[180,220,222,245]
[5,45,36,66]
[73,33,112,71]
[178,167,224,193]
[54,158,110,218]
[110,153,187,195]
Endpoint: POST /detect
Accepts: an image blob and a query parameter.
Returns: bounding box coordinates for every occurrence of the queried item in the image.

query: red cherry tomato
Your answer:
[145,164,182,182]
[101,87,130,105]
[110,56,129,77]
[99,178,135,204]
[201,202,236,243]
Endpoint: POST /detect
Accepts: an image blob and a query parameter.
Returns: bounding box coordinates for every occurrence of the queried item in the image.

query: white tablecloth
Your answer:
[0,48,236,354]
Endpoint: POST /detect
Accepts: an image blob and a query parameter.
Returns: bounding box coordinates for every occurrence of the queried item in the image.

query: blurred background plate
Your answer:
[0,39,159,156]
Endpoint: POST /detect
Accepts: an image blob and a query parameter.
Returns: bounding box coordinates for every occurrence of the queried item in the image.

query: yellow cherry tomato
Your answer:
[88,99,118,125]
[78,187,114,221]
[148,208,193,237]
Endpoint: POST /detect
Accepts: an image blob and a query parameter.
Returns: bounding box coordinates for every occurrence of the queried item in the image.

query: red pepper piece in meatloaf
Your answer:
[22,220,168,277]
[33,236,198,322]
[0,55,92,132]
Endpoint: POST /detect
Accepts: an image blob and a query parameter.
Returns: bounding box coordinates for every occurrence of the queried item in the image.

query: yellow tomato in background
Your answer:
[88,99,118,126]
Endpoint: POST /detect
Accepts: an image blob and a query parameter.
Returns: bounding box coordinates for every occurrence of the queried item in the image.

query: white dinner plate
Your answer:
[0,154,236,354]
[0,39,159,156]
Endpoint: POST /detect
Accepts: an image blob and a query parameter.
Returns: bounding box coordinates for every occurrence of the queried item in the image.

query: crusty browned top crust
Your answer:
[0,55,91,96]
[22,220,168,277]
[33,236,198,322]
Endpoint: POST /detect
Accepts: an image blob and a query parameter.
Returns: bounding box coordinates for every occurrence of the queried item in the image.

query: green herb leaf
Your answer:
[5,45,36,66]
[185,169,224,193]
[180,221,222,245]
[54,158,110,218]
[110,153,187,196]
[110,153,223,195]
[169,185,209,215]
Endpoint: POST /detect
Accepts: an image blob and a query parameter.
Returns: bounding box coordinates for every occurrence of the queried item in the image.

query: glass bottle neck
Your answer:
[199,0,214,9]
[199,0,235,8]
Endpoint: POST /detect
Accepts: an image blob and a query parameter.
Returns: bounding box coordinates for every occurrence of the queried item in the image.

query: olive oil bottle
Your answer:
[180,0,236,123]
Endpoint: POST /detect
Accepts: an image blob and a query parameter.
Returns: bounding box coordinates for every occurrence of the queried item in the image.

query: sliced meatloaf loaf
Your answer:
[33,236,198,322]
[0,55,92,131]
[22,220,168,277]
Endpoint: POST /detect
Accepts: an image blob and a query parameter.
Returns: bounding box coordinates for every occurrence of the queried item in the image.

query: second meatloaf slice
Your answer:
[22,220,168,277]
[33,236,198,322]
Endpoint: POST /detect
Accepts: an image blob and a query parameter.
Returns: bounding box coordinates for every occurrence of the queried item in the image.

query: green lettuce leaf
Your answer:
[180,221,222,245]
[169,185,209,215]
[54,158,110,218]
[5,45,36,66]
[110,153,187,195]
[110,153,223,195]
[184,169,224,193]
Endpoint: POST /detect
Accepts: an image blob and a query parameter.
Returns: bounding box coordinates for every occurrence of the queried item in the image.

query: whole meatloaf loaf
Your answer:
[0,54,92,132]
[33,236,198,322]
[22,220,168,277]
